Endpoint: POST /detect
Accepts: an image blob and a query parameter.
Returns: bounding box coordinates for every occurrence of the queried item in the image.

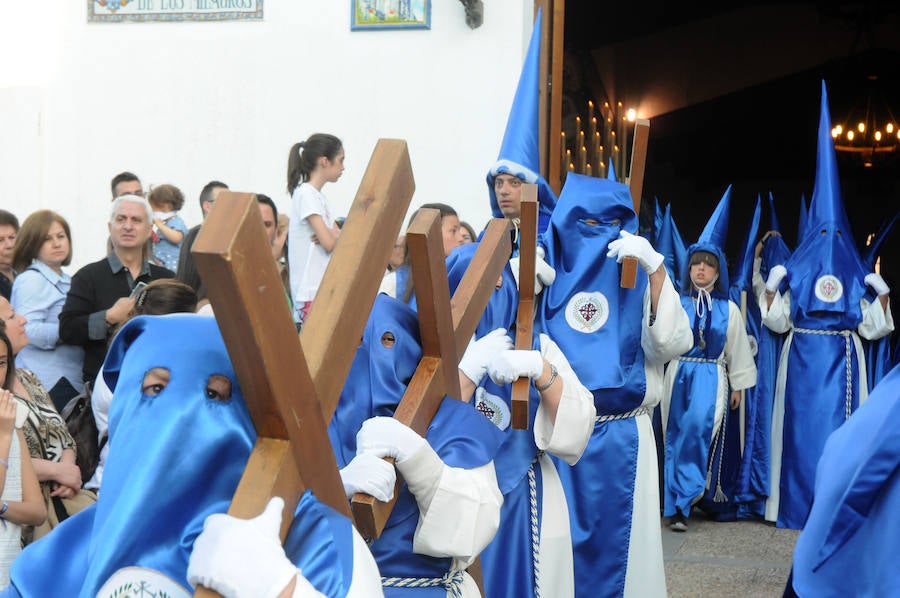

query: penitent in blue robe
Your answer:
[329,295,504,597]
[537,174,685,598]
[3,315,357,598]
[787,363,900,596]
[445,244,549,598]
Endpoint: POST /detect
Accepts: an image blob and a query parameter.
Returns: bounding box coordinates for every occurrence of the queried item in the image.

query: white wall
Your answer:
[0,1,533,268]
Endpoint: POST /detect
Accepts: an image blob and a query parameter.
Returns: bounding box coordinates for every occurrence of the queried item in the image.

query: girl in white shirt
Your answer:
[286,134,345,325]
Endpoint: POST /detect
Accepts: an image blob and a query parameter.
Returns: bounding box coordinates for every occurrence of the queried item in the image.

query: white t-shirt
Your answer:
[289,182,335,306]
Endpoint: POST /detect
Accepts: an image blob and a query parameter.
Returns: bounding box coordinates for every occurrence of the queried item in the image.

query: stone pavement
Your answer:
[662,513,800,597]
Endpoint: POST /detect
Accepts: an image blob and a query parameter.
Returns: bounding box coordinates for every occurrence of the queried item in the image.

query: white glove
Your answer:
[766,265,787,292]
[510,246,557,294]
[487,349,545,385]
[865,273,890,296]
[339,452,397,502]
[458,328,513,385]
[356,416,426,464]
[187,497,301,598]
[606,230,664,274]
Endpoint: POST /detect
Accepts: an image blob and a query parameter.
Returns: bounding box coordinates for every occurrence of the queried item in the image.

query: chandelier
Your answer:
[831,75,898,168]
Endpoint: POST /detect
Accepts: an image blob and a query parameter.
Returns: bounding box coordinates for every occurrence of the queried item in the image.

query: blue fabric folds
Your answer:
[537,173,647,598]
[538,174,647,410]
[331,295,503,596]
[11,314,257,597]
[790,364,900,596]
[284,490,354,598]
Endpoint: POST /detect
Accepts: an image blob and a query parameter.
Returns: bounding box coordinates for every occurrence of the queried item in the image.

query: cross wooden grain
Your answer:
[620,118,651,288]
[351,212,512,541]
[511,186,538,430]
[191,139,414,596]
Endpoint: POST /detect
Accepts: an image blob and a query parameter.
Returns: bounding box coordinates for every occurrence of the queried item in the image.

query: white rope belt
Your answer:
[677,355,726,365]
[595,405,652,423]
[794,327,854,419]
[382,569,466,597]
[528,451,544,598]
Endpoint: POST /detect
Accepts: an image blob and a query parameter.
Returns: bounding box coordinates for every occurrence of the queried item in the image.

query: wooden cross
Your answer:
[191,139,414,596]
[511,186,538,430]
[620,118,651,288]
[351,212,512,541]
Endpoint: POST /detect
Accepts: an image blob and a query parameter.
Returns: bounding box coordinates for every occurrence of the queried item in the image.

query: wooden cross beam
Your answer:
[302,139,416,421]
[620,118,651,289]
[351,214,512,541]
[191,139,414,596]
[511,186,538,430]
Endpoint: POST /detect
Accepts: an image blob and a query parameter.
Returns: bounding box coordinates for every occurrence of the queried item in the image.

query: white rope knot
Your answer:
[382,568,466,597]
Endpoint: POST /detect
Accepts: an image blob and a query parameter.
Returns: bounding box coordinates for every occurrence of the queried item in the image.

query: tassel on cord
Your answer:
[713,410,728,503]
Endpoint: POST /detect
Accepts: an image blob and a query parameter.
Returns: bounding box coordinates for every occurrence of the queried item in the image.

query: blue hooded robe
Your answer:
[663,187,756,520]
[538,174,690,597]
[4,315,357,597]
[763,82,893,530]
[329,295,504,597]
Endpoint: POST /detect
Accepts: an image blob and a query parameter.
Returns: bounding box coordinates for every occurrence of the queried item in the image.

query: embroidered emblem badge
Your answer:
[565,291,609,333]
[98,567,190,598]
[814,274,843,303]
[475,387,510,431]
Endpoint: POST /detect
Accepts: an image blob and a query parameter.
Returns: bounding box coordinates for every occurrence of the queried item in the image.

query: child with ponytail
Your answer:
[286,134,345,325]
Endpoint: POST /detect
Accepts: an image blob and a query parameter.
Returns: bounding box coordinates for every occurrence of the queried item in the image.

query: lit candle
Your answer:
[568,162,575,172]
[579,145,587,173]
[560,131,567,172]
[589,117,598,147]
[585,163,593,177]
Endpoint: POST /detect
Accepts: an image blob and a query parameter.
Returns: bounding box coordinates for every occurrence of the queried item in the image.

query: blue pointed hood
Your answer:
[863,212,899,270]
[607,157,617,181]
[487,8,556,232]
[652,198,664,244]
[686,185,732,293]
[768,191,783,233]
[670,206,689,278]
[798,193,809,244]
[655,203,687,292]
[784,81,867,320]
[731,195,762,293]
[760,192,793,287]
[538,173,648,407]
[809,80,854,236]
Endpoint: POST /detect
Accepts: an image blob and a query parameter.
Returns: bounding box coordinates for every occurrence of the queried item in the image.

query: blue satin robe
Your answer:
[2,315,356,598]
[664,297,730,517]
[329,295,504,597]
[788,363,900,596]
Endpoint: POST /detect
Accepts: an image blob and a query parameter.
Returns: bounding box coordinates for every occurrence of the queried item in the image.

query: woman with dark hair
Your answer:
[0,296,88,545]
[11,211,84,407]
[0,326,46,586]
